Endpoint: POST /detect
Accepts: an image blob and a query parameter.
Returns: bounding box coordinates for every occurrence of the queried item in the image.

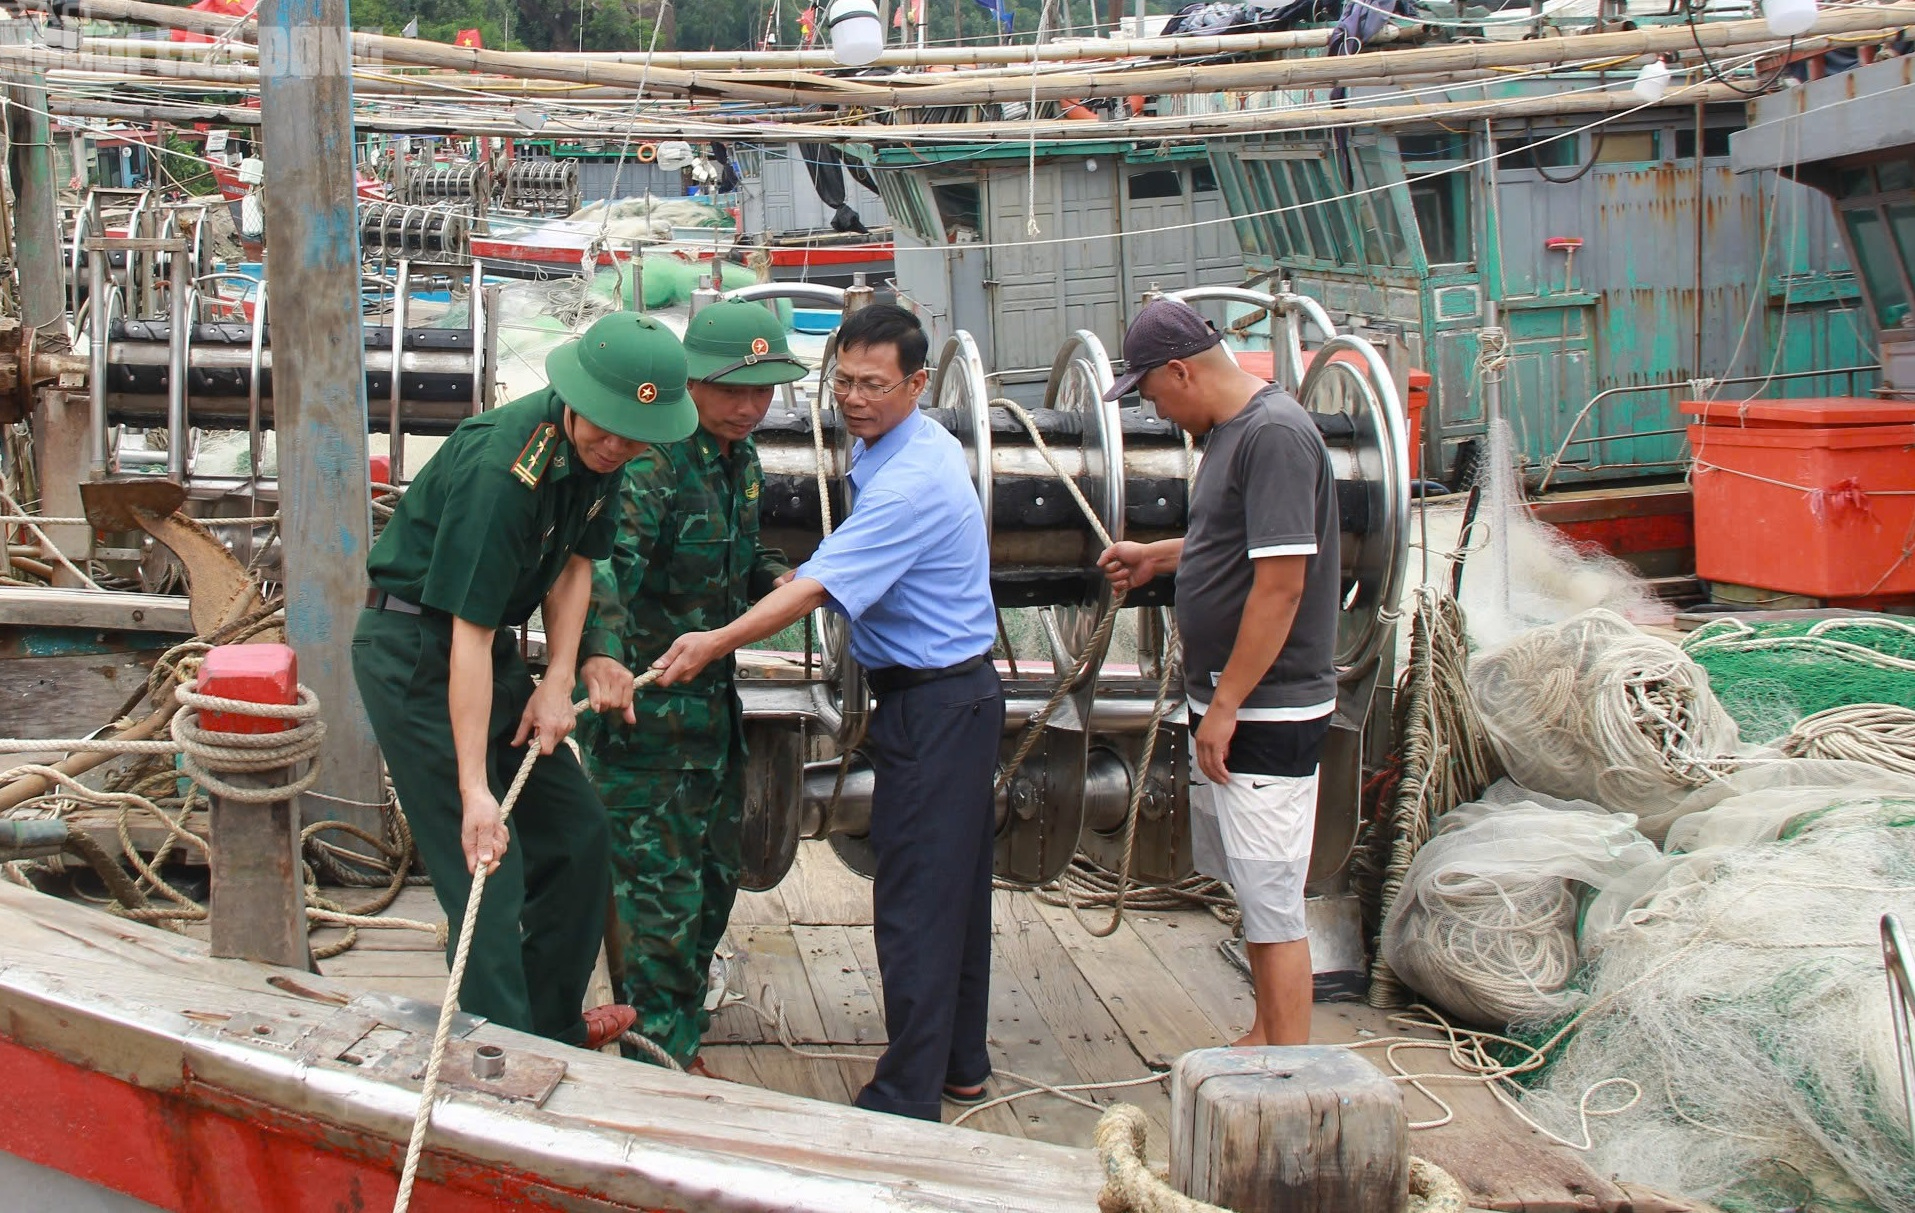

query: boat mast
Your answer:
[256,0,385,834]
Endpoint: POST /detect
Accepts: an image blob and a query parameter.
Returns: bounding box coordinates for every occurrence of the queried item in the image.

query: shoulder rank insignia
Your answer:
[512,423,558,488]
[587,495,607,522]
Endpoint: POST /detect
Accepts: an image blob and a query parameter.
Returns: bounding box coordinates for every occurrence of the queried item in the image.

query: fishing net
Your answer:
[1378,779,1658,1027]
[1519,762,1915,1213]
[1683,616,1915,744]
[1454,419,1666,650]
[1469,609,1745,837]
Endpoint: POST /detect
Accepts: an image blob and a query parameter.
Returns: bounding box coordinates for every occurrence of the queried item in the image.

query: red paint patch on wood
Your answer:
[0,1034,676,1213]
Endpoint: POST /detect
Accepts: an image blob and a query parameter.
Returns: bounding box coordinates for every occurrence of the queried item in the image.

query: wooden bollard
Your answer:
[201,643,314,972]
[1171,1047,1407,1212]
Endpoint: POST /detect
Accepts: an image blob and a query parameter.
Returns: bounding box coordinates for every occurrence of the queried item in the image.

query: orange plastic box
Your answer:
[1682,397,1915,600]
[197,643,298,735]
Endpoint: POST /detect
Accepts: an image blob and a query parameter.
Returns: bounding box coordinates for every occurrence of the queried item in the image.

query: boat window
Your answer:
[1877,160,1914,194]
[1839,166,1878,197]
[1211,161,1267,257]
[1888,203,1915,307]
[1673,127,1734,160]
[930,180,982,242]
[1845,207,1914,327]
[1191,163,1218,194]
[1300,159,1361,265]
[1281,162,1338,263]
[1499,133,1580,170]
[1399,133,1469,164]
[874,173,942,244]
[1128,169,1184,200]
[1353,146,1411,267]
[1595,132,1659,163]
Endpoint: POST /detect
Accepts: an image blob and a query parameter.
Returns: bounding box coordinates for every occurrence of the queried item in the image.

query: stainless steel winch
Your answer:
[719,283,1411,946]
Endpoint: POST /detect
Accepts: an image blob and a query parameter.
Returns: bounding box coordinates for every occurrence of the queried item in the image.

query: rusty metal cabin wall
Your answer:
[1215,119,1868,488]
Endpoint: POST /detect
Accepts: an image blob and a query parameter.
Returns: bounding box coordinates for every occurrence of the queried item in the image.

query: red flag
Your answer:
[168,0,257,44]
[799,4,818,40]
[454,28,483,48]
[892,3,905,28]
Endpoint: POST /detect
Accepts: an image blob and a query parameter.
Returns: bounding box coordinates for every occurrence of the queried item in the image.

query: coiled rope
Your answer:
[1779,704,1915,776]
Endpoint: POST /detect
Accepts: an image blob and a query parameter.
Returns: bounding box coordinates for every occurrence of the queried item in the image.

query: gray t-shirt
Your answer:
[1175,386,1340,717]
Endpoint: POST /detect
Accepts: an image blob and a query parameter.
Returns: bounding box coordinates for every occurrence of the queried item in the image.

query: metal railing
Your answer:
[1886,913,1915,1151]
[1537,364,1881,491]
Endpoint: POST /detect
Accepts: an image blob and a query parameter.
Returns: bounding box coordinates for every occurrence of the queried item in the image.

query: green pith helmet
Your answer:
[681,299,809,386]
[545,312,696,443]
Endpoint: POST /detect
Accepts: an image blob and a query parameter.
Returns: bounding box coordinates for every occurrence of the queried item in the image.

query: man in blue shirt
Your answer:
[653,304,1001,1121]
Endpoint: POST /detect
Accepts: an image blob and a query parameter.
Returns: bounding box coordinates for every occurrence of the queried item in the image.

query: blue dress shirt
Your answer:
[795,407,996,670]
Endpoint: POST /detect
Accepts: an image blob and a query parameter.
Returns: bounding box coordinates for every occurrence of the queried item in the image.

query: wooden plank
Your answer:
[993,892,1172,1161]
[0,586,194,632]
[779,841,873,926]
[319,887,447,952]
[729,883,791,927]
[66,803,210,857]
[1030,896,1231,1065]
[726,924,832,1044]
[0,648,171,767]
[1126,911,1254,1043]
[792,923,886,1046]
[317,949,447,978]
[707,929,767,1045]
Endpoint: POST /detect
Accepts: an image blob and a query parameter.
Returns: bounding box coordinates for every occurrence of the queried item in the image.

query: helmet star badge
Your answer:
[636,382,658,403]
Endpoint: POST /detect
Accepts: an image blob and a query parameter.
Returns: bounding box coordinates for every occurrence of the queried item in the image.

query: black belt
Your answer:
[366,589,424,616]
[866,653,990,696]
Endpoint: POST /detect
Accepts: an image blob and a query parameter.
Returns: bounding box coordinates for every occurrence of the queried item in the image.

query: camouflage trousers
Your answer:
[593,755,743,1066]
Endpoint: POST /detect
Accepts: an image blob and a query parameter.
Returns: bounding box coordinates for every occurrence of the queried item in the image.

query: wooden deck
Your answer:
[305,842,1694,1211]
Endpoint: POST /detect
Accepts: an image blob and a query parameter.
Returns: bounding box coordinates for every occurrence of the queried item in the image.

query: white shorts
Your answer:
[1189,744,1318,944]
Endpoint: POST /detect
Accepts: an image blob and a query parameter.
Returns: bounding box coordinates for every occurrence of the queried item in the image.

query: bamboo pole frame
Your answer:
[28,0,1915,107]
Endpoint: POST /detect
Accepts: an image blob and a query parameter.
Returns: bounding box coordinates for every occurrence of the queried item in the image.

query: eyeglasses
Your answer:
[828,374,911,400]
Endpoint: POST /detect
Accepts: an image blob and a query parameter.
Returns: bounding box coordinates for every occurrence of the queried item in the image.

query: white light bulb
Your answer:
[1632,58,1671,104]
[1764,0,1817,37]
[825,0,884,67]
[1085,158,1098,172]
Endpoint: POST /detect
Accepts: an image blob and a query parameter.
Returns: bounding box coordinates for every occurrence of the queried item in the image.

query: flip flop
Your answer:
[581,1003,637,1052]
[942,1082,990,1105]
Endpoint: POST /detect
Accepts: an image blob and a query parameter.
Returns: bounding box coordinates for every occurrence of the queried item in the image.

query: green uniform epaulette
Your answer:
[512,422,559,488]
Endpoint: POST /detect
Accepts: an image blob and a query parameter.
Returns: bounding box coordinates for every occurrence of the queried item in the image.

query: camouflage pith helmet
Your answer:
[546,312,696,443]
[681,299,809,387]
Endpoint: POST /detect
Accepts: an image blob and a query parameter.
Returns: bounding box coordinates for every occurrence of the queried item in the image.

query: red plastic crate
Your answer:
[197,644,297,735]
[1683,397,1915,600]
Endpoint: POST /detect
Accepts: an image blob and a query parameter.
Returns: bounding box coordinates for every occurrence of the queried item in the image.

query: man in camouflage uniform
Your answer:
[353,312,696,1049]
[579,299,809,1070]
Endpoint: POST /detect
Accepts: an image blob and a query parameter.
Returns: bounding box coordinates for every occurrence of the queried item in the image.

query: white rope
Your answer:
[391,678,655,1213]
[0,488,103,590]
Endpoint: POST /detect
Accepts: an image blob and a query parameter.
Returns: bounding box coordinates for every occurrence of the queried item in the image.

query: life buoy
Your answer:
[1060,98,1096,121]
[636,142,658,163]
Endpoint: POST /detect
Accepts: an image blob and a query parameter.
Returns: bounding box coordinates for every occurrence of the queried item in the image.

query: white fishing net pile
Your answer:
[1518,761,1915,1212]
[1470,609,1746,839]
[569,194,730,243]
[1454,419,1665,649]
[1379,780,1659,1027]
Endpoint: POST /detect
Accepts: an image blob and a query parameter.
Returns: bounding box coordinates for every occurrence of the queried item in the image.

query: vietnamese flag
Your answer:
[454,28,483,47]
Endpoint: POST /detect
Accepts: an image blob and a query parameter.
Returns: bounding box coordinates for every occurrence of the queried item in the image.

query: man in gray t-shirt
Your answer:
[1097,298,1340,1050]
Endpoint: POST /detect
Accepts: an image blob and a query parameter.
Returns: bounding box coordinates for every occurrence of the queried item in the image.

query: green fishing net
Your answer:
[1681,617,1915,743]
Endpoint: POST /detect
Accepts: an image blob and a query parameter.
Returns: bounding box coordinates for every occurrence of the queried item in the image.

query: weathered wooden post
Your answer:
[198,643,313,970]
[7,71,91,583]
[257,0,386,837]
[1170,1047,1407,1213]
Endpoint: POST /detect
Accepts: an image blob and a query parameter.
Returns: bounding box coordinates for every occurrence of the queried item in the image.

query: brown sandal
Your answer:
[581,1003,637,1051]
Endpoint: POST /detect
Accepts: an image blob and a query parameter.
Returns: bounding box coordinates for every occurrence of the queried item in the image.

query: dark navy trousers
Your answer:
[853,662,1004,1121]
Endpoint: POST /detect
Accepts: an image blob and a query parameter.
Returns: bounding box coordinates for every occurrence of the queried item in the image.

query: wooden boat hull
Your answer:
[0,883,1101,1212]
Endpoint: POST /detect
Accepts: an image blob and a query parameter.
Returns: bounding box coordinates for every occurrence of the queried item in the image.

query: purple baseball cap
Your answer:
[1103,298,1223,402]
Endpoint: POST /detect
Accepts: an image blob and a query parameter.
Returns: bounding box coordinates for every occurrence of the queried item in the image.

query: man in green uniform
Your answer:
[578,300,808,1070]
[351,312,697,1049]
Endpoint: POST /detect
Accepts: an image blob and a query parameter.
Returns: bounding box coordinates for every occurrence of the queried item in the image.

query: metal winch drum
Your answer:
[727,283,1411,897]
[502,160,582,216]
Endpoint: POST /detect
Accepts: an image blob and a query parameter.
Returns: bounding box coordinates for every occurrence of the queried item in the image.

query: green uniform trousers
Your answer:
[351,607,612,1046]
[593,751,743,1065]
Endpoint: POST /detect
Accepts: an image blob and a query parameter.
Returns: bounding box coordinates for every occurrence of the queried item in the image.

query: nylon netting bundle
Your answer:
[1518,763,1915,1213]
[1469,609,1744,839]
[1378,780,1659,1027]
[1683,616,1915,744]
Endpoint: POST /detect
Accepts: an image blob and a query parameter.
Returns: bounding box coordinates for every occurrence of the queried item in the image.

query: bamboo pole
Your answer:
[43,78,1753,142]
[36,0,1915,106]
